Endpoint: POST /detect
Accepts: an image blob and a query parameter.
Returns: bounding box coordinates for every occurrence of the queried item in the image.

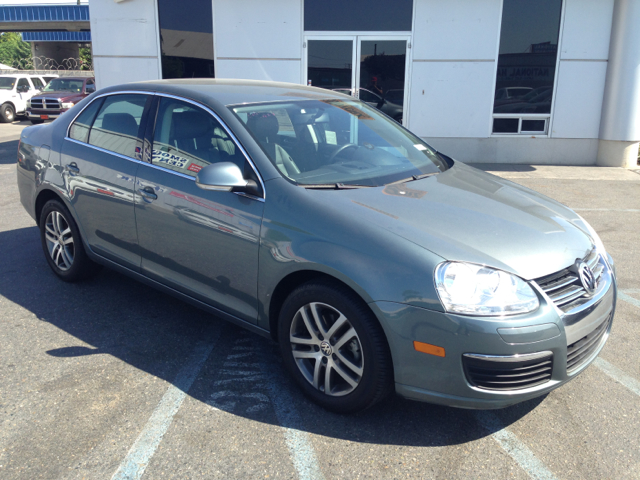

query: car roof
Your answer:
[48,76,92,81]
[103,78,352,107]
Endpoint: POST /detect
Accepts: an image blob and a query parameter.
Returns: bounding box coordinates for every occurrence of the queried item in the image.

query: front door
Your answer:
[134,96,264,323]
[305,35,409,124]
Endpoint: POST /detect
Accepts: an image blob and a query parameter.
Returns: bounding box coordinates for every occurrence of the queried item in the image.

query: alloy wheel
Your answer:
[44,210,75,271]
[289,302,364,396]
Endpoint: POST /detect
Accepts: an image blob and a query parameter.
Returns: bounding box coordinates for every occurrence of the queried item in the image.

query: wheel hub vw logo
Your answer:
[578,261,597,294]
[320,341,332,356]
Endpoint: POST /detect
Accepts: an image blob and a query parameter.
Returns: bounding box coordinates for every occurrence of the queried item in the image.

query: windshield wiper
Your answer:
[303,183,372,190]
[388,172,437,185]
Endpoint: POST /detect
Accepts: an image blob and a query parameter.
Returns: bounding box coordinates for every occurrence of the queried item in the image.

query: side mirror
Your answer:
[195,162,260,196]
[17,85,29,93]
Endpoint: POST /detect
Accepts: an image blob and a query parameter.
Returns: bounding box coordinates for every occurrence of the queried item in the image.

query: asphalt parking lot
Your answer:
[1,120,639,480]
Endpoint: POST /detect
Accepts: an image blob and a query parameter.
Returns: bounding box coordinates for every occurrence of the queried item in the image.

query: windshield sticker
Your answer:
[413,144,427,151]
[187,163,202,173]
[325,130,337,145]
[319,99,374,120]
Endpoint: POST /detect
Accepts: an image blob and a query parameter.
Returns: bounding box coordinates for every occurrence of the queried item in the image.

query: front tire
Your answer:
[39,200,100,282]
[30,118,44,125]
[0,103,15,123]
[278,280,393,413]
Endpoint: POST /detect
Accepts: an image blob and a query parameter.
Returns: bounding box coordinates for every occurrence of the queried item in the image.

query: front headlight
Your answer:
[435,262,539,316]
[61,102,74,109]
[26,99,31,108]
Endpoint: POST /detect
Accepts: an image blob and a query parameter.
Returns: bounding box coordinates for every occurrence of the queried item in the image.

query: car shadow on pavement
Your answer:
[0,139,19,165]
[0,225,545,448]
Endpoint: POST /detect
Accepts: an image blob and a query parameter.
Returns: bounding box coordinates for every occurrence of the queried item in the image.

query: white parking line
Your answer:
[110,342,215,480]
[259,358,326,480]
[594,358,640,397]
[618,290,640,309]
[572,208,640,212]
[475,411,558,480]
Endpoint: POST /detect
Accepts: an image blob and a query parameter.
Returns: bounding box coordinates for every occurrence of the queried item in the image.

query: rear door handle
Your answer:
[138,186,157,201]
[66,163,79,174]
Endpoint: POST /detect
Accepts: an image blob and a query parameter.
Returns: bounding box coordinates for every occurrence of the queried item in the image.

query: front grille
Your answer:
[30,98,61,110]
[566,315,611,373]
[463,352,553,391]
[535,248,604,312]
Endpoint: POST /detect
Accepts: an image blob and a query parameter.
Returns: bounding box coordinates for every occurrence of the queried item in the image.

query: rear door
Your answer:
[134,95,265,323]
[62,93,152,270]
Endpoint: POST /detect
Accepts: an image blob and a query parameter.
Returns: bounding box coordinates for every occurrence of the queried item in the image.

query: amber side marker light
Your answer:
[413,341,445,357]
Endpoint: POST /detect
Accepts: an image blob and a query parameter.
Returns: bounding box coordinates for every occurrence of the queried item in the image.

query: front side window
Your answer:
[152,97,241,177]
[87,94,148,158]
[232,99,448,187]
[17,78,30,91]
[492,0,563,134]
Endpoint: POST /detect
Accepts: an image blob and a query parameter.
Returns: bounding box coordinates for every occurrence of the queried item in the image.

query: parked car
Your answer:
[333,87,403,123]
[0,74,48,122]
[26,76,96,124]
[16,80,616,413]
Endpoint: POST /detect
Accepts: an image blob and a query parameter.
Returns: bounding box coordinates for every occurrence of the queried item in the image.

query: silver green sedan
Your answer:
[16,79,617,413]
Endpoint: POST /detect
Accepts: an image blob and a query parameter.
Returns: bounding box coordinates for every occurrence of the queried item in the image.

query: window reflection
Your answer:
[157,0,215,79]
[493,0,562,118]
[304,0,413,32]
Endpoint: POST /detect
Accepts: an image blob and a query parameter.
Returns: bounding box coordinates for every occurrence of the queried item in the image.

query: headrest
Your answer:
[172,110,212,139]
[247,112,279,141]
[102,113,138,137]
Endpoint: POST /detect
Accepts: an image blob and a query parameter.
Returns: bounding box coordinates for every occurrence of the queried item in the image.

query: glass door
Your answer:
[305,36,409,124]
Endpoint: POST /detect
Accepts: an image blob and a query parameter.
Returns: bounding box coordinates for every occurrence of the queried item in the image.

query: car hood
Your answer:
[33,92,83,101]
[323,162,592,280]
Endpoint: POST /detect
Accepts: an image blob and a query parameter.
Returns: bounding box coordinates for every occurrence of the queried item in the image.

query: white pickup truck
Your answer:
[0,74,52,123]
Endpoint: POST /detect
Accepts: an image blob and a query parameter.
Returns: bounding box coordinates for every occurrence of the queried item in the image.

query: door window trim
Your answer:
[64,90,266,202]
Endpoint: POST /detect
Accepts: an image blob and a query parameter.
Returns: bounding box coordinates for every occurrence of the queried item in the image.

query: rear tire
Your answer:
[278,280,393,413]
[39,200,101,282]
[0,103,15,123]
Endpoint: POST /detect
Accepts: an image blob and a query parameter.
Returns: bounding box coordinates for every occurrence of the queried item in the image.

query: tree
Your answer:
[79,46,92,70]
[0,32,32,69]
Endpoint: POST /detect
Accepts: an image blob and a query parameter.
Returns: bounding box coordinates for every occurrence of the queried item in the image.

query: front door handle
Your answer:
[139,186,158,201]
[66,163,79,174]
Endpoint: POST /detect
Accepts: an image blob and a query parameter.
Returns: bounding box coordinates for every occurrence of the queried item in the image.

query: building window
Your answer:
[304,0,413,32]
[492,0,563,134]
[157,0,215,79]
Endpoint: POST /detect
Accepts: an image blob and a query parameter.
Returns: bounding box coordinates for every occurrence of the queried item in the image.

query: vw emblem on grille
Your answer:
[578,261,597,295]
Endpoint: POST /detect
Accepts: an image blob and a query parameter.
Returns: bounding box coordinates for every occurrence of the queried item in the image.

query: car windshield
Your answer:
[43,78,84,93]
[0,77,16,90]
[231,99,448,186]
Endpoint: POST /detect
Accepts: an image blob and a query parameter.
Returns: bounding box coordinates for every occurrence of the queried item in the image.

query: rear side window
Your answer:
[88,94,147,158]
[69,97,104,143]
[151,97,240,177]
[32,77,44,89]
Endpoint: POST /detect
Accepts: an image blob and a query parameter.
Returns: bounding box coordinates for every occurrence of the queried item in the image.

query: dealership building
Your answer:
[85,0,639,167]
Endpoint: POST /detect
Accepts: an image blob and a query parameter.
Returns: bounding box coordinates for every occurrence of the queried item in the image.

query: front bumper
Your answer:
[372,257,616,409]
[26,109,65,120]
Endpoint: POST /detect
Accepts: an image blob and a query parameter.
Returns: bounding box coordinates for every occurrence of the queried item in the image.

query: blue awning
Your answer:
[21,31,91,42]
[0,5,89,23]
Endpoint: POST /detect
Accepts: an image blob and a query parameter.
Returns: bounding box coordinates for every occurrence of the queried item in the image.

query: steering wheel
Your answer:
[328,143,358,164]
